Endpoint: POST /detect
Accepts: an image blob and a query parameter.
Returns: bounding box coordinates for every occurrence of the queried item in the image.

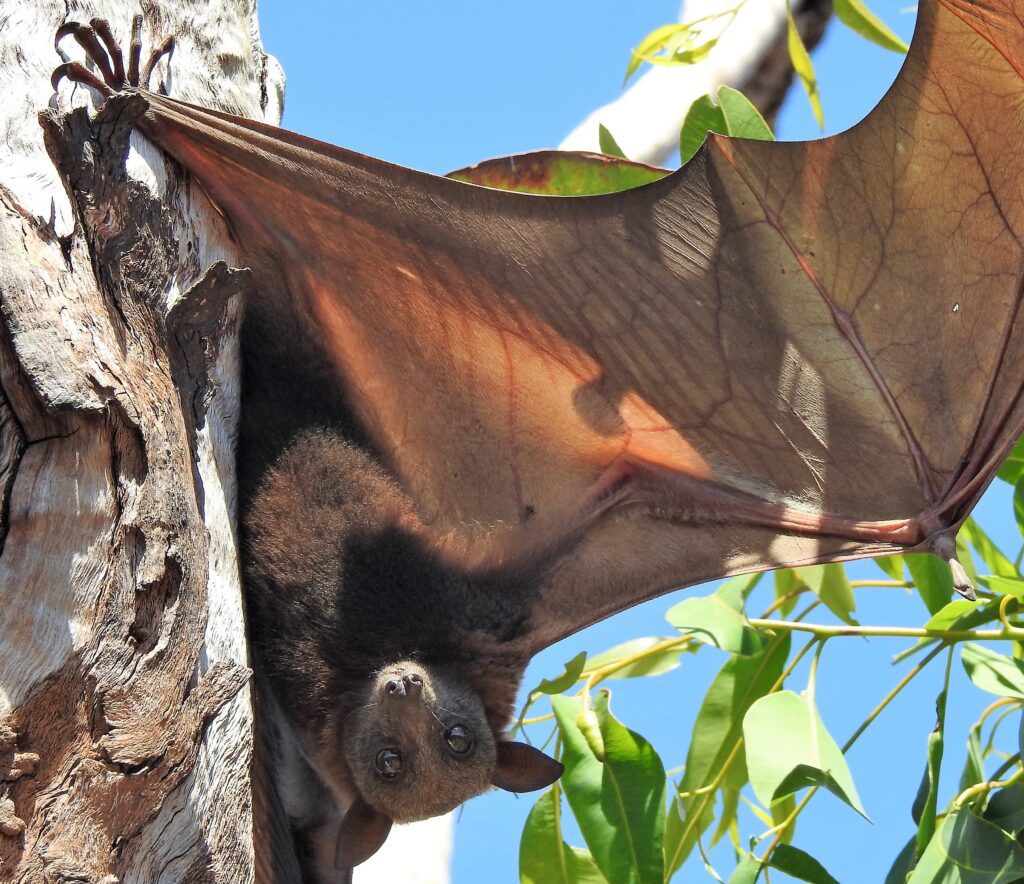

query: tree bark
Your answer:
[0,1,277,879]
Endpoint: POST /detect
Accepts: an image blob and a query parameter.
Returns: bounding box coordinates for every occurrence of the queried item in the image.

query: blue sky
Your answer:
[255,3,1018,881]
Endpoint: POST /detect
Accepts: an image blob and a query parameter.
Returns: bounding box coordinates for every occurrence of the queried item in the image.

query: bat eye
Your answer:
[444,725,473,755]
[375,748,402,779]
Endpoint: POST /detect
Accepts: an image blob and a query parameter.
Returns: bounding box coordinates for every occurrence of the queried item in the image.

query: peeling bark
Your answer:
[0,2,273,879]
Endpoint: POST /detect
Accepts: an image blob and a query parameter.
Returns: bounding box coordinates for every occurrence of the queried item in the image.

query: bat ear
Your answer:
[334,796,393,871]
[491,741,564,793]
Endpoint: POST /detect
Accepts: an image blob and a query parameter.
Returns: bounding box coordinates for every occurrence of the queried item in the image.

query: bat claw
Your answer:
[52,16,175,96]
[930,532,977,602]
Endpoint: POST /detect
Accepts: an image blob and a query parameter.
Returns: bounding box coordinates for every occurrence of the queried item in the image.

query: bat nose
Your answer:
[385,672,423,698]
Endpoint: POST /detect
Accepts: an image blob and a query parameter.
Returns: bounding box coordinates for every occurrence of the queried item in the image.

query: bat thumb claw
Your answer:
[930,532,977,602]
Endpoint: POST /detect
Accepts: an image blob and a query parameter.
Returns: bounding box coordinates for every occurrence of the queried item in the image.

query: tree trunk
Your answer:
[0,1,271,879]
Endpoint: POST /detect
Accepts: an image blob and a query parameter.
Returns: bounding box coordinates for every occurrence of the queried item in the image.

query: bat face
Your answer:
[341,661,499,824]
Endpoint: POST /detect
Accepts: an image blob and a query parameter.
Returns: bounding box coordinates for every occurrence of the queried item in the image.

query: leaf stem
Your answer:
[748,619,1024,642]
[953,765,1024,809]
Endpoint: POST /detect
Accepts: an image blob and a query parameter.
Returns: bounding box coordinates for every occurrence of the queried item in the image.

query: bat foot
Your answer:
[52,15,175,96]
[930,532,977,602]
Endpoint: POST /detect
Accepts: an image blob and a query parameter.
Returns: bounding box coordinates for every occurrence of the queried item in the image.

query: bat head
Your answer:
[335,659,562,868]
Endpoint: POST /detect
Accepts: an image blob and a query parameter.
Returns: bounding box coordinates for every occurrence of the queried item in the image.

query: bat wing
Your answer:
[133,0,1024,647]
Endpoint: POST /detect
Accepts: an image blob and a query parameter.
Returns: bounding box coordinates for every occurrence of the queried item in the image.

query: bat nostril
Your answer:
[385,678,405,697]
[404,673,423,694]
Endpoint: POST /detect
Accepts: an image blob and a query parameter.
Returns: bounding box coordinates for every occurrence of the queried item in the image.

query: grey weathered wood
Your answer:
[0,2,277,879]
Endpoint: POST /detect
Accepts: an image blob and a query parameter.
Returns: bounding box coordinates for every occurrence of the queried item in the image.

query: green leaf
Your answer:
[769,843,840,884]
[712,786,742,847]
[774,569,802,617]
[832,0,908,53]
[679,87,774,164]
[1014,479,1024,541]
[520,786,605,884]
[876,555,906,581]
[680,94,727,165]
[625,18,731,82]
[906,554,955,616]
[535,652,588,696]
[908,808,1024,883]
[666,577,764,655]
[962,643,1024,699]
[625,23,688,82]
[447,151,667,196]
[727,856,763,884]
[961,519,1018,577]
[885,836,918,884]
[895,599,999,664]
[551,694,666,884]
[664,635,791,875]
[717,86,774,142]
[925,600,980,631]
[598,124,627,159]
[770,794,797,846]
[957,722,984,794]
[796,564,857,624]
[583,637,683,681]
[786,6,823,128]
[743,690,867,818]
[984,783,1024,836]
[986,575,1024,601]
[998,436,1024,484]
[914,685,948,857]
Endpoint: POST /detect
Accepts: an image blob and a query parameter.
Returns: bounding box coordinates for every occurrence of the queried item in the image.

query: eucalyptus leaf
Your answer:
[961,643,1024,699]
[925,600,980,631]
[774,569,802,617]
[679,86,773,164]
[534,652,588,696]
[625,23,688,82]
[985,575,1024,600]
[961,518,1018,577]
[680,94,727,165]
[908,808,1024,883]
[769,843,840,884]
[743,691,867,818]
[884,836,918,884]
[895,599,999,664]
[598,124,626,159]
[957,722,984,794]
[786,6,823,127]
[583,637,683,681]
[520,786,605,884]
[796,564,857,624]
[833,0,908,52]
[984,783,1024,836]
[666,577,763,655]
[914,686,947,856]
[876,554,906,581]
[906,554,954,616]
[551,694,666,884]
[448,151,666,196]
[664,636,791,875]
[998,436,1024,484]
[727,856,763,884]
[1014,478,1024,541]
[717,86,774,142]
